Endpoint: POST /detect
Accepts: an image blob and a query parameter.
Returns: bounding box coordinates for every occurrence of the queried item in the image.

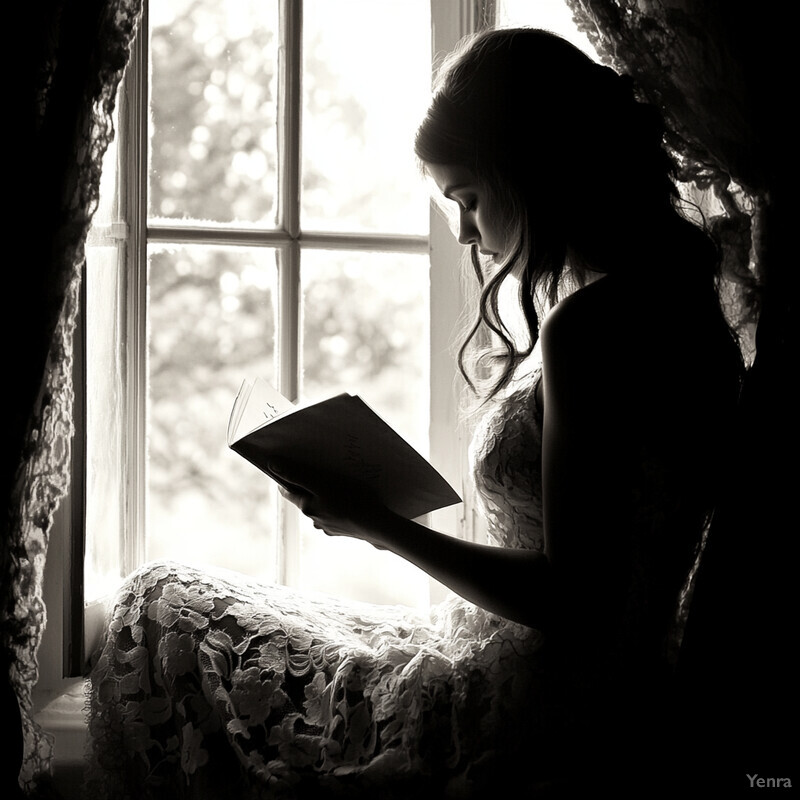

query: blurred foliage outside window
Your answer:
[141,0,432,606]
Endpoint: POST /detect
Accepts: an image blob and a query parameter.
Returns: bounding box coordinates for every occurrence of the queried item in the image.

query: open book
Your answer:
[227,378,461,519]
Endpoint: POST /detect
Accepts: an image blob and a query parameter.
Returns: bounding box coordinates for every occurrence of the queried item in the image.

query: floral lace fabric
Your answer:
[470,364,545,554]
[85,370,547,799]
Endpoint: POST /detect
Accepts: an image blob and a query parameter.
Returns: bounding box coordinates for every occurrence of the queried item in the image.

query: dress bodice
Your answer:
[469,364,545,553]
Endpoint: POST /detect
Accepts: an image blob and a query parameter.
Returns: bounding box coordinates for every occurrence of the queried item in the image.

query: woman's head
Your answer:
[415,28,706,397]
[416,27,676,259]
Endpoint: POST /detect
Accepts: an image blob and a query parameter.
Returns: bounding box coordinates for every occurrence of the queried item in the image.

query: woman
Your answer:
[274,25,743,787]
[89,28,743,798]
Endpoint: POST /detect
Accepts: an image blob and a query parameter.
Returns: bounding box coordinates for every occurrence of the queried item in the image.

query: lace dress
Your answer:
[85,367,550,798]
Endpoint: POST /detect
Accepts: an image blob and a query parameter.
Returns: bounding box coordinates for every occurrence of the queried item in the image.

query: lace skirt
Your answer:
[84,560,545,799]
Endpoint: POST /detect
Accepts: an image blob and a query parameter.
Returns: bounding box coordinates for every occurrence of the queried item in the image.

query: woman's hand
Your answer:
[266,459,395,549]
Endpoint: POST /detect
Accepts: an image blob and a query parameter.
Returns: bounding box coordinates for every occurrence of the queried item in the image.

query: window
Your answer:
[79,0,481,649]
[34,0,593,762]
[51,0,594,681]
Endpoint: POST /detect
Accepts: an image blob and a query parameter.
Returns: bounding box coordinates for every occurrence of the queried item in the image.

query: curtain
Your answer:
[2,1,142,794]
[565,0,795,782]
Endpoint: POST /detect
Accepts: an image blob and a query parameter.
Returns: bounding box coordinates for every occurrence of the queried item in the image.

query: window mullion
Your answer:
[145,224,427,254]
[276,0,302,404]
[278,0,302,242]
[275,0,303,587]
[277,243,301,404]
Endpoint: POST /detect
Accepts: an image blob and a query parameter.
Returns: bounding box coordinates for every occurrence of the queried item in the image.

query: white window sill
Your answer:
[34,679,88,765]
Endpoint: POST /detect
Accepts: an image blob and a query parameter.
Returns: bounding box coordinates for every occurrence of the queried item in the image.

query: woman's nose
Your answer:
[458,215,478,246]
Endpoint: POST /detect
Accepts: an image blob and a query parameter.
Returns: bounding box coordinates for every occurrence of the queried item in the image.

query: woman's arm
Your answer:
[269,462,550,628]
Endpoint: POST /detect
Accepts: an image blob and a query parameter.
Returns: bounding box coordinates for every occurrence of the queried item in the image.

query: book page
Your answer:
[227,378,295,445]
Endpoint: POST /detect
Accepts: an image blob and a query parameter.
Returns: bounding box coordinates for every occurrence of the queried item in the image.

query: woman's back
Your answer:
[542,271,740,593]
[538,270,742,777]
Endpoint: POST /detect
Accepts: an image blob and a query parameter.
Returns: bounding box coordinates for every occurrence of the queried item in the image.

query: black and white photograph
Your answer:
[3,1,793,798]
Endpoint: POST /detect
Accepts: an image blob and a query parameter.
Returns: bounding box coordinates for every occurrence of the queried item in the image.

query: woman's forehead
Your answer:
[426,163,479,196]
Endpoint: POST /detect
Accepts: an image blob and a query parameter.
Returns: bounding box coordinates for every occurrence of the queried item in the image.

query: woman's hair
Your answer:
[415,27,724,399]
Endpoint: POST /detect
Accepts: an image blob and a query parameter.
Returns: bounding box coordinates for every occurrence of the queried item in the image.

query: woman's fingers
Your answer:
[276,482,314,515]
[272,468,330,523]
[267,459,386,545]
[267,460,316,506]
[269,459,332,498]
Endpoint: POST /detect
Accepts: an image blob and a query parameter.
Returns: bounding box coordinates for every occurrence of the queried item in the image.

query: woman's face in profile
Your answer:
[427,163,513,264]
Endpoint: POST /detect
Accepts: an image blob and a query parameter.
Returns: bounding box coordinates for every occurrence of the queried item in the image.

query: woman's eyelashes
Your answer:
[456,195,477,213]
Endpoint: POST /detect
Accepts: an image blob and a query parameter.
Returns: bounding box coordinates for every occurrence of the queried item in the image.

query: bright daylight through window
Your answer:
[85,0,435,611]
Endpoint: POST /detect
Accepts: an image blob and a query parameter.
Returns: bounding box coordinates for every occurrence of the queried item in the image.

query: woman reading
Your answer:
[89,28,743,798]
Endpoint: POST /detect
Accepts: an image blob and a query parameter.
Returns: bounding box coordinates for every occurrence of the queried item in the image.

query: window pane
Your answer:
[85,101,125,601]
[302,0,431,234]
[301,249,429,454]
[146,245,279,580]
[149,0,280,225]
[297,249,430,607]
[85,248,126,601]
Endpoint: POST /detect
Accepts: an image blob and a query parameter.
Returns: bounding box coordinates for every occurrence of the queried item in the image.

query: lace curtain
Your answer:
[567,0,771,358]
[2,1,142,794]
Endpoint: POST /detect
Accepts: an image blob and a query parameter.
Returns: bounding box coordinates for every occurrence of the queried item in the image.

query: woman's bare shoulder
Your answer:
[537,279,630,419]
[539,276,632,353]
[538,276,680,413]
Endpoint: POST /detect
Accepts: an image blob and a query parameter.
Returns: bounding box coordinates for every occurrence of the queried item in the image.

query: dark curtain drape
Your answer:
[2,1,141,795]
[566,0,795,789]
